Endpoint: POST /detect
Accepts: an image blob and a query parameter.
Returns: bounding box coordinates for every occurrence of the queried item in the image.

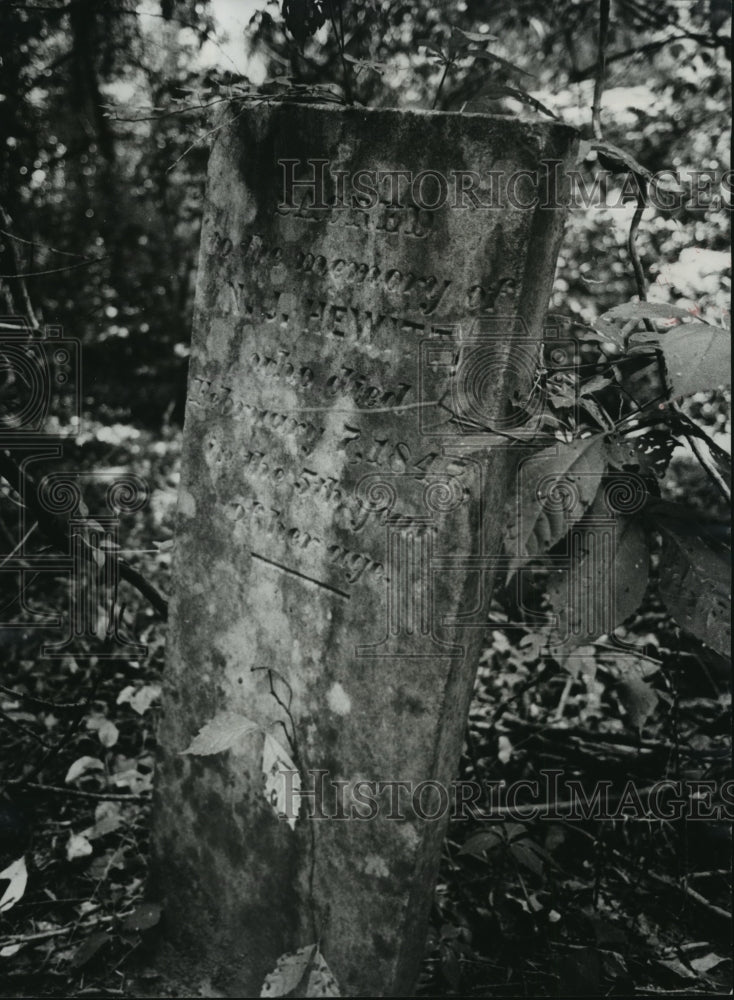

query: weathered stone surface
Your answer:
[152,103,577,997]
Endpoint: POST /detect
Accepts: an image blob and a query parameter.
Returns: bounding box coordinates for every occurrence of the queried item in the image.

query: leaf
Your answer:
[84,802,122,840]
[97,719,119,748]
[591,141,652,180]
[67,832,93,861]
[576,139,593,164]
[657,523,731,657]
[69,931,112,969]
[260,944,341,997]
[468,82,559,120]
[690,953,726,974]
[341,55,386,75]
[458,829,504,857]
[605,433,669,477]
[262,734,300,831]
[614,425,678,479]
[452,27,499,43]
[497,734,513,764]
[504,436,606,575]
[510,839,546,876]
[547,492,650,662]
[83,812,122,841]
[599,301,692,325]
[0,856,27,913]
[117,684,162,715]
[282,0,327,48]
[660,324,731,397]
[617,673,659,731]
[180,711,260,756]
[120,901,161,932]
[108,767,153,794]
[465,49,533,79]
[65,755,105,784]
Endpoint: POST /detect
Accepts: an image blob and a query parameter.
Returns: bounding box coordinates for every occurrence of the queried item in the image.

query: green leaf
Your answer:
[547,492,650,662]
[660,324,731,397]
[657,523,731,657]
[179,711,260,756]
[503,436,606,576]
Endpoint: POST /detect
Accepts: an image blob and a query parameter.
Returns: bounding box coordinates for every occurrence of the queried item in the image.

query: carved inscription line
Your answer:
[251,551,350,600]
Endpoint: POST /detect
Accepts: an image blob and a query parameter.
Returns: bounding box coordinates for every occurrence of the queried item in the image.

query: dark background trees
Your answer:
[0,0,730,995]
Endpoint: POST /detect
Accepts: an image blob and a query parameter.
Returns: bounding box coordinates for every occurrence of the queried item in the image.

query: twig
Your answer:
[0,913,116,949]
[0,707,52,748]
[571,34,700,82]
[487,672,547,724]
[118,559,169,621]
[591,0,611,140]
[24,781,150,802]
[325,0,353,105]
[628,181,653,318]
[0,682,87,711]
[432,60,451,110]
[563,822,732,922]
[668,408,731,466]
[0,205,41,331]
[0,520,38,568]
[109,96,232,123]
[12,626,132,792]
[167,104,248,173]
[0,227,92,260]
[672,405,731,503]
[0,256,109,279]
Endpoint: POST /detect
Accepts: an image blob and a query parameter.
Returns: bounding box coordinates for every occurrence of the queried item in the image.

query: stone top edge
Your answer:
[224,99,579,136]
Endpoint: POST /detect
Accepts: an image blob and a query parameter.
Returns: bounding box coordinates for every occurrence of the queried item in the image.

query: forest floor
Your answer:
[0,429,731,998]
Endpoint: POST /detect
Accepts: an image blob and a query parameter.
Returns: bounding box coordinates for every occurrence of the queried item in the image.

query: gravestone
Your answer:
[151,103,577,997]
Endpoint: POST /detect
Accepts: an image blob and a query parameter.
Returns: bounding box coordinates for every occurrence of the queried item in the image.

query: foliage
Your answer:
[0,0,730,995]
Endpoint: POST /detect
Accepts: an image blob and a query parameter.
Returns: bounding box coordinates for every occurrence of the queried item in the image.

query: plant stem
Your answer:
[432,59,450,110]
[326,0,353,104]
[591,0,611,139]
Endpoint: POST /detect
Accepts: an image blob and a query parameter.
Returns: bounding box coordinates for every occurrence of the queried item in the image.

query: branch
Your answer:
[325,0,353,104]
[670,407,732,468]
[0,682,86,710]
[565,823,732,923]
[24,781,150,802]
[672,405,731,504]
[0,205,42,332]
[627,180,654,328]
[591,0,611,139]
[0,707,52,748]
